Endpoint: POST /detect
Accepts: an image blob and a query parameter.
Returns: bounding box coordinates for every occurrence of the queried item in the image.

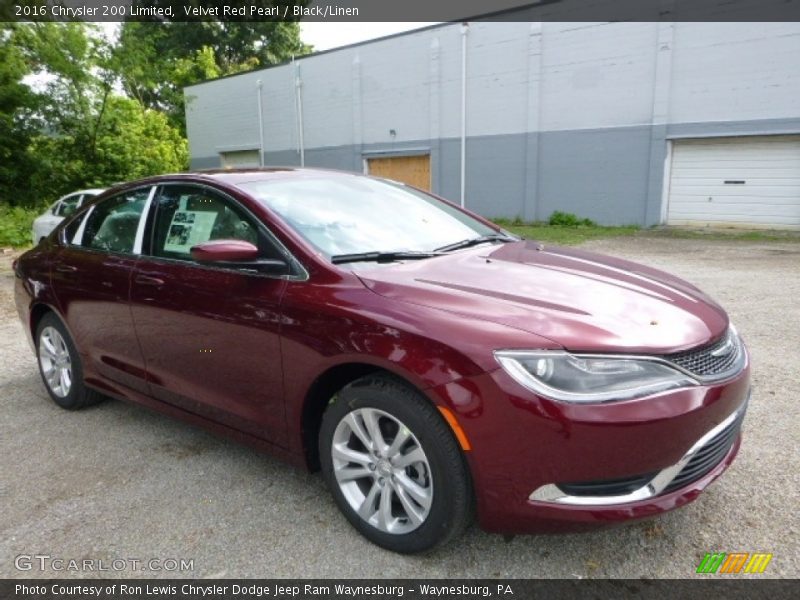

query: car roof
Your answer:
[117,167,364,189]
[72,188,106,196]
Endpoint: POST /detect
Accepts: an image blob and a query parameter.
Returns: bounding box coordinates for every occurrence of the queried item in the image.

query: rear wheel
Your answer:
[35,313,104,410]
[319,375,473,553]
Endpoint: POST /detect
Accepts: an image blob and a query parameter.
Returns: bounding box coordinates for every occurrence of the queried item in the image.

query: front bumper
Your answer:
[500,433,743,533]
[529,397,747,506]
[430,358,750,534]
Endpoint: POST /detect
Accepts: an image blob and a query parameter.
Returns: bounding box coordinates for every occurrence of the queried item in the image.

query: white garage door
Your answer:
[667,135,800,229]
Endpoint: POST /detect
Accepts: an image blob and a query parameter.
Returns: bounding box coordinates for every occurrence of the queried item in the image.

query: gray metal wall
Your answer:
[185,22,800,225]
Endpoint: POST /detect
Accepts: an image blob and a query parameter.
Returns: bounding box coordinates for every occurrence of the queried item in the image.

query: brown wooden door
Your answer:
[367,155,431,191]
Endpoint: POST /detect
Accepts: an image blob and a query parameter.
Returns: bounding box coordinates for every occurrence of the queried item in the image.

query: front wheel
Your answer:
[319,375,473,553]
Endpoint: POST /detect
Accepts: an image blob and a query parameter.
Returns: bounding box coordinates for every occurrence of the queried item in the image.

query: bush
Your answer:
[548,211,596,227]
[0,204,38,248]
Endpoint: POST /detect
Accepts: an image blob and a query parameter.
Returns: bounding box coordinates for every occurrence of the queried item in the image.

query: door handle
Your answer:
[135,275,164,286]
[55,264,77,273]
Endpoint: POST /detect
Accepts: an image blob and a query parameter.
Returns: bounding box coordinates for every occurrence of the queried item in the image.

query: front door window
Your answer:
[150,185,259,261]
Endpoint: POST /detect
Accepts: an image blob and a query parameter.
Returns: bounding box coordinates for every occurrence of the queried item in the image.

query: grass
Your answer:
[0,205,38,249]
[494,217,800,246]
[494,217,641,245]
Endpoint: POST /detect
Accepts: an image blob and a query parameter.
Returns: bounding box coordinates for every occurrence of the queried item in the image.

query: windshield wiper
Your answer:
[330,251,442,265]
[434,233,517,253]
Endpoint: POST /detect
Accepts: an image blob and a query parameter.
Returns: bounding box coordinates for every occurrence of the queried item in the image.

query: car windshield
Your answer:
[238,174,497,259]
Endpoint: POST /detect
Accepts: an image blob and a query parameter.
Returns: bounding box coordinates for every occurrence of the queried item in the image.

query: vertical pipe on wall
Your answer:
[256,80,265,167]
[460,22,469,208]
[429,38,441,193]
[525,23,543,222]
[293,59,305,167]
[352,54,363,173]
[649,20,676,226]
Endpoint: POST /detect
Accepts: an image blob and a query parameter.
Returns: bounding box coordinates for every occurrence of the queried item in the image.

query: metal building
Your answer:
[184,22,800,228]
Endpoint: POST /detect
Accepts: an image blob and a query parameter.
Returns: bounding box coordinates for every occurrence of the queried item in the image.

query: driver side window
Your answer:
[149,185,263,262]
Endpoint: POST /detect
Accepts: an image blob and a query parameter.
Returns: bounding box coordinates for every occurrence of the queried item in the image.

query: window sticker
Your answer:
[163,210,218,253]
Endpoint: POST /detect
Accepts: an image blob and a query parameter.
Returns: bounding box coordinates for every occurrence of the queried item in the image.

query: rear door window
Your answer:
[80,188,151,254]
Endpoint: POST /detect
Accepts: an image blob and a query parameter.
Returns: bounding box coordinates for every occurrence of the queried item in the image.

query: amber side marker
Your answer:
[438,406,472,451]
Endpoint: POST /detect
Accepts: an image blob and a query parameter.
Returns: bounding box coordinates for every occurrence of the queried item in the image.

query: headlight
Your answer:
[494,350,696,404]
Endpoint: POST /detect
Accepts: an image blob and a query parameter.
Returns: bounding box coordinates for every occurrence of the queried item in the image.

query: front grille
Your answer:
[662,328,742,378]
[663,408,745,493]
[557,472,657,497]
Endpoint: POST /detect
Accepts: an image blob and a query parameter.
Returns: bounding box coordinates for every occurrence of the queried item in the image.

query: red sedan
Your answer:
[14,169,749,553]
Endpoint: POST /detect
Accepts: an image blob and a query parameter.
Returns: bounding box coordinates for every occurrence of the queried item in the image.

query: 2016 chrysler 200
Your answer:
[14,169,750,553]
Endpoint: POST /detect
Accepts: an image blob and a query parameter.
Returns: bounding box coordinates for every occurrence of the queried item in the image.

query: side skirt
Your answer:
[85,378,306,470]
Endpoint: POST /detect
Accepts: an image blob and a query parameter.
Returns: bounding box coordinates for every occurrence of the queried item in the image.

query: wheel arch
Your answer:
[29,302,57,340]
[29,304,79,358]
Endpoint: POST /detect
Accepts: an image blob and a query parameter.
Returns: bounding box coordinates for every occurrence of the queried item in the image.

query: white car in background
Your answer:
[32,189,105,244]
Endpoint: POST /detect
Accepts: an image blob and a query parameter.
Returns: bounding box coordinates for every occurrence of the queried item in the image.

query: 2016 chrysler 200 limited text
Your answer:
[14,169,750,553]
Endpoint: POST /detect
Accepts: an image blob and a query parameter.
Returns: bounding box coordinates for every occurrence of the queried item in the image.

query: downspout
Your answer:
[256,80,265,167]
[293,58,306,167]
[460,22,469,208]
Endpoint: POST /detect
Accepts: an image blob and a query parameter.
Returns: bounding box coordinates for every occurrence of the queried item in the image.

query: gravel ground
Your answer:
[0,237,798,579]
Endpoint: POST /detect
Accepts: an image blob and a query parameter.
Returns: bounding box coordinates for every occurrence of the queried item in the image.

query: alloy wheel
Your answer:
[331,407,433,534]
[38,326,72,398]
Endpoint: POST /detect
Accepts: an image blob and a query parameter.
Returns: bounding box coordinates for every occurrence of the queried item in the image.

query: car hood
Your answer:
[357,240,728,353]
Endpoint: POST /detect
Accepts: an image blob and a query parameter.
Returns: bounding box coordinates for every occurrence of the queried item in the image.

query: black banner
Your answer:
[2,580,798,600]
[3,0,800,22]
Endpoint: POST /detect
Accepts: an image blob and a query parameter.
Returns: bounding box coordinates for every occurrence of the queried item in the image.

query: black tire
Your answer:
[319,374,473,554]
[35,312,105,410]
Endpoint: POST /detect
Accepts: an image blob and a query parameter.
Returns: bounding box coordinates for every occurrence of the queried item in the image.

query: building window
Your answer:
[220,149,260,168]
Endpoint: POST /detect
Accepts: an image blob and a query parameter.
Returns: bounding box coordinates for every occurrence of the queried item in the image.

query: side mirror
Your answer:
[190,240,290,275]
[191,239,260,262]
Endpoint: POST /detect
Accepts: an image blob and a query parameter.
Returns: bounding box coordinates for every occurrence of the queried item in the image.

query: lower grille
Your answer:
[663,409,745,493]
[557,472,657,497]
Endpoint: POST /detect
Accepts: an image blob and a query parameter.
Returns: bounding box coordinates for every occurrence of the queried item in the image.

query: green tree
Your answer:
[115,12,311,131]
[13,22,114,197]
[0,24,41,206]
[0,16,312,243]
[10,23,189,205]
[28,96,188,195]
[16,22,112,135]
[91,95,188,185]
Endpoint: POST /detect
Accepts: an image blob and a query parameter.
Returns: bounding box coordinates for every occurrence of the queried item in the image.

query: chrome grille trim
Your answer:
[660,327,746,382]
[663,407,744,493]
[529,395,748,506]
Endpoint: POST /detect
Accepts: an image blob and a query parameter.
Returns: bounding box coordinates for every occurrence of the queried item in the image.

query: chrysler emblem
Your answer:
[710,336,735,357]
